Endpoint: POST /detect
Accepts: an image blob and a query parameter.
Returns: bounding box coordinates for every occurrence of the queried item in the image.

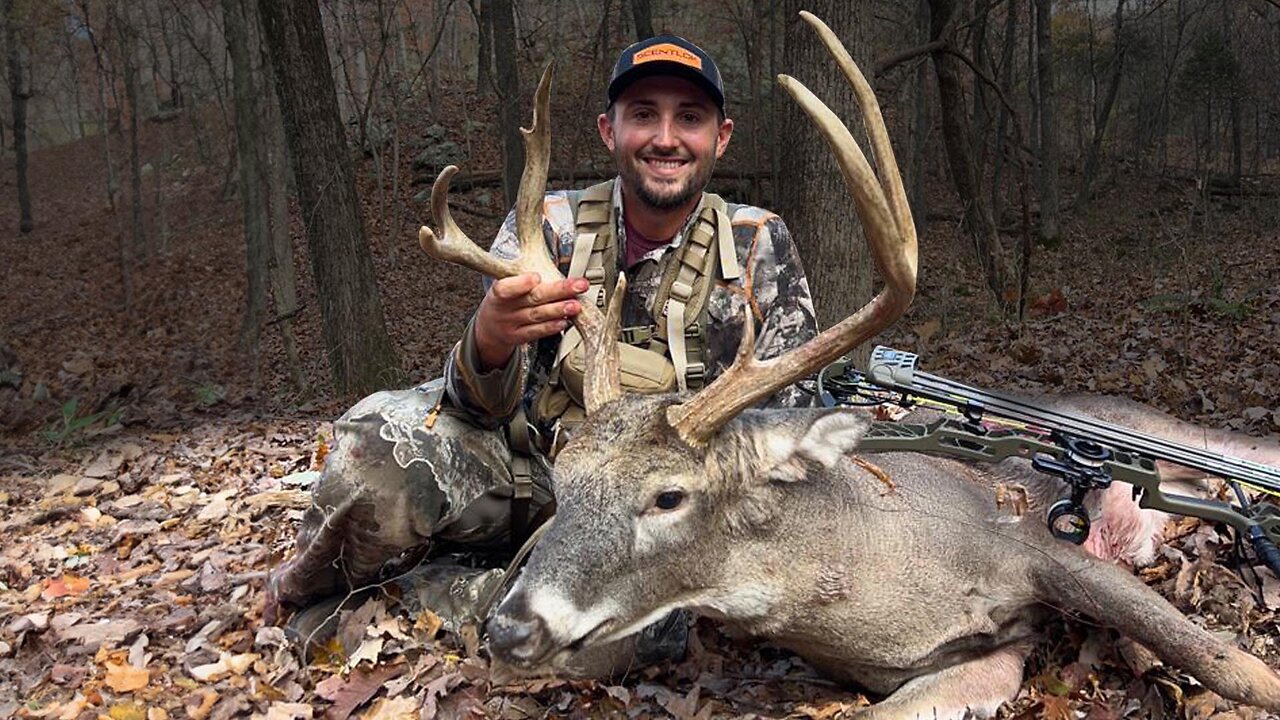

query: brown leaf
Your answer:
[1041,694,1076,720]
[315,663,405,720]
[104,661,150,692]
[106,703,147,720]
[185,690,219,720]
[360,696,421,719]
[420,670,465,719]
[42,574,91,600]
[912,318,942,344]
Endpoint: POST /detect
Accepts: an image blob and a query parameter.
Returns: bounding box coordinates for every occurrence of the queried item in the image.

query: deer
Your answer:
[418,13,1280,719]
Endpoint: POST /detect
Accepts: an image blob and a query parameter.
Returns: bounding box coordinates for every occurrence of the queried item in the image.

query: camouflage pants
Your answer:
[265,379,554,630]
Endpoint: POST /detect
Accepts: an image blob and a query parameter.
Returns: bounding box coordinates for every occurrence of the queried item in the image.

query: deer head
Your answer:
[418,12,917,672]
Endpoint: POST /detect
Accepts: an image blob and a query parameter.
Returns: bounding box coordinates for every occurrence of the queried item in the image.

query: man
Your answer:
[265,35,818,670]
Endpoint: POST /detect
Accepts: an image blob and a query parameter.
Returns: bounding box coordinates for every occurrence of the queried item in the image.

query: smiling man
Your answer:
[267,34,818,675]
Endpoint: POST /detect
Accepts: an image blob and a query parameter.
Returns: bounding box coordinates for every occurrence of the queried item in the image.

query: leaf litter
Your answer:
[1,65,1278,720]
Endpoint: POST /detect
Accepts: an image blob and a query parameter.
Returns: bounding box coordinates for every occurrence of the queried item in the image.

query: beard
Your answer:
[618,149,717,212]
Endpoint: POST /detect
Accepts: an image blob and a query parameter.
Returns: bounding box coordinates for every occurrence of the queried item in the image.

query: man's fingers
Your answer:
[512,319,571,344]
[490,272,542,301]
[520,299,581,326]
[525,277,591,307]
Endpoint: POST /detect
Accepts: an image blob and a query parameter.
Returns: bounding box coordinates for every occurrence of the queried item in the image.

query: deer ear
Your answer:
[725,409,875,483]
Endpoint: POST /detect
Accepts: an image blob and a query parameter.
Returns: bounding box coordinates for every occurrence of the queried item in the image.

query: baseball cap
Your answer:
[607,35,725,112]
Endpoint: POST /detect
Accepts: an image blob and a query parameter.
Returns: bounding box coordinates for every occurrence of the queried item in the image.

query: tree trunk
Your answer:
[1079,0,1126,206]
[257,13,305,393]
[472,0,492,94]
[990,0,1016,221]
[907,0,932,227]
[4,0,32,233]
[930,0,1014,312]
[116,3,149,259]
[778,0,873,342]
[631,0,655,40]
[224,0,270,387]
[1034,0,1061,245]
[257,0,403,397]
[489,0,521,208]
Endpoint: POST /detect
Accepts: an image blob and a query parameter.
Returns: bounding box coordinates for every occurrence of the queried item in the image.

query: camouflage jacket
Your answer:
[443,179,819,432]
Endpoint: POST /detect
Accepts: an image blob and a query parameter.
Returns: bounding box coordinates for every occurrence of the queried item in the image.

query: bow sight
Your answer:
[818,346,1280,577]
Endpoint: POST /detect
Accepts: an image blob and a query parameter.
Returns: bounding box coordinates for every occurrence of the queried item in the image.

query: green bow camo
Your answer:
[819,346,1280,578]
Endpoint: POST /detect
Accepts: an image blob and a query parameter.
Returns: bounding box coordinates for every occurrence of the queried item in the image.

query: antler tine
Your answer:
[418,166,524,278]
[667,13,918,447]
[513,63,564,283]
[418,63,563,283]
[580,274,626,413]
[418,62,623,413]
[799,11,917,260]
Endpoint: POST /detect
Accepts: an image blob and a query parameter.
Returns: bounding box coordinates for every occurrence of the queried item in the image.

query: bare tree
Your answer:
[1079,0,1127,206]
[112,2,149,258]
[1033,0,1060,245]
[256,18,305,393]
[631,0,655,40]
[779,0,873,337]
[930,0,1014,312]
[257,0,403,396]
[223,0,270,386]
[3,0,32,233]
[489,0,521,207]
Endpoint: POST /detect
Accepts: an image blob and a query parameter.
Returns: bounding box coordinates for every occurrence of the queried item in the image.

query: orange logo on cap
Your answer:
[633,43,703,70]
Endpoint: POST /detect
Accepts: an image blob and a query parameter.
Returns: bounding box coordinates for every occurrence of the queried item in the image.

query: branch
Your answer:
[875,40,948,77]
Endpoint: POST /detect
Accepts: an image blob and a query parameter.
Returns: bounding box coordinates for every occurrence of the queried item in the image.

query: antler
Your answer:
[666,11,919,447]
[418,63,623,414]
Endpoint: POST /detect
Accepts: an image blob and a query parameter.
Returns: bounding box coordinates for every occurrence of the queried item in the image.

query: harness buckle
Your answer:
[620,325,653,345]
[685,362,706,385]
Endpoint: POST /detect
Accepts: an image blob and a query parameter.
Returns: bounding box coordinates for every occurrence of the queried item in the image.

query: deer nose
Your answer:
[486,611,549,662]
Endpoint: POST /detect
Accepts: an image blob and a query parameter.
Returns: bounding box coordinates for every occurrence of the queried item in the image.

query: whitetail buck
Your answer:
[419,13,1280,719]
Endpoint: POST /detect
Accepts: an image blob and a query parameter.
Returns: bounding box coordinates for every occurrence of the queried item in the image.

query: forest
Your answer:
[1,0,1279,717]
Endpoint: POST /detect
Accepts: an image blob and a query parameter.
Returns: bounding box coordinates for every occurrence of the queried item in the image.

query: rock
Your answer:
[412,140,466,174]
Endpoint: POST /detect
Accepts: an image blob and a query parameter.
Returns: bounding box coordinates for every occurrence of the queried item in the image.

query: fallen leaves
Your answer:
[41,574,91,600]
[188,651,260,682]
[315,663,405,720]
[104,661,151,692]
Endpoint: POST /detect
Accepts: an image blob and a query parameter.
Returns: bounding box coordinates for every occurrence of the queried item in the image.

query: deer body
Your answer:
[488,397,1280,717]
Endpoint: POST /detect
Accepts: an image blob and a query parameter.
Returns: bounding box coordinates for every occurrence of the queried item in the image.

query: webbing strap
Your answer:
[716,207,741,281]
[649,197,723,391]
[552,181,615,384]
[506,408,534,547]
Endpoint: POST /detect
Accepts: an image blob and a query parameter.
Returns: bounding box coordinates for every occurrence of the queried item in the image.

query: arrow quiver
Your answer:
[819,346,1280,577]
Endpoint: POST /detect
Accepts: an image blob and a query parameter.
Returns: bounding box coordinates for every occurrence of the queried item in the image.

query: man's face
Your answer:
[598,75,733,213]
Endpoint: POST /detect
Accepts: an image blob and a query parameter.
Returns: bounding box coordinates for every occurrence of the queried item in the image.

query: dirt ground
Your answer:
[1,90,1279,718]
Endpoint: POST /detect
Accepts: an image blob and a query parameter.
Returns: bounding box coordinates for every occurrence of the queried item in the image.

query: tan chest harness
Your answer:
[529,179,743,441]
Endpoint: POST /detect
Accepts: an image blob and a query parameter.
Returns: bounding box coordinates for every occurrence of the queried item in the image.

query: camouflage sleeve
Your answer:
[750,215,819,408]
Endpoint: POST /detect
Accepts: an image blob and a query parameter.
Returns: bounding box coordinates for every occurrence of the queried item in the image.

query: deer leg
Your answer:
[858,642,1031,720]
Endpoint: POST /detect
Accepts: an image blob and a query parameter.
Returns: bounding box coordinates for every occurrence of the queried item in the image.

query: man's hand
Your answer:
[474,273,590,371]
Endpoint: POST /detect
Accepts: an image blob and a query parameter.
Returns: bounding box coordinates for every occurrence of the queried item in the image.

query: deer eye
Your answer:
[653,490,686,511]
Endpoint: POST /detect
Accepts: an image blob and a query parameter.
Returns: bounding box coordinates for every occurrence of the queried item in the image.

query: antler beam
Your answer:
[418,63,623,413]
[666,11,919,447]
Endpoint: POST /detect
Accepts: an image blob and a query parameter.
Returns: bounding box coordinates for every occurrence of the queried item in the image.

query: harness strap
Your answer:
[552,181,616,385]
[648,194,728,391]
[506,407,534,547]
